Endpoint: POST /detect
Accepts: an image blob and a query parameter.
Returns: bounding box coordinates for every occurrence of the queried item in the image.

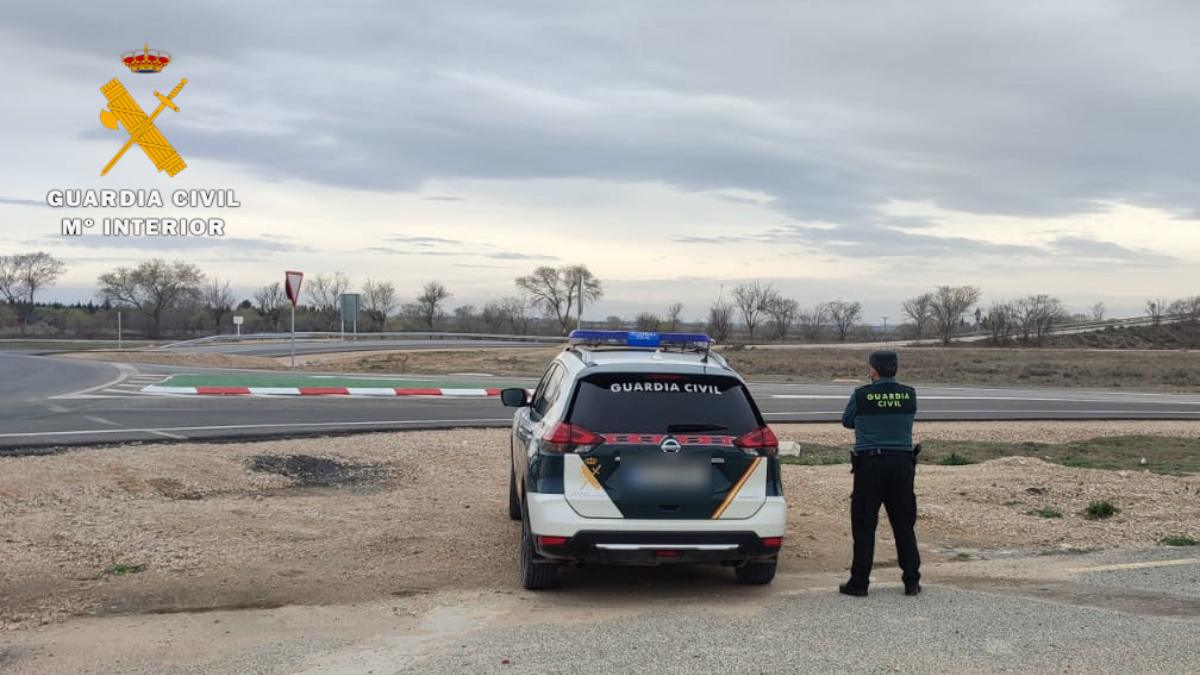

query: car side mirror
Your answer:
[500,388,529,407]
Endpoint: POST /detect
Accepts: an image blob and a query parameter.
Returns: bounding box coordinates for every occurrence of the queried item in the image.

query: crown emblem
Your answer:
[121,43,171,74]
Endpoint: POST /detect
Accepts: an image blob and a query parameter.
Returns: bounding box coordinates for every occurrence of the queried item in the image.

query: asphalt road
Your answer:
[3,351,1200,450]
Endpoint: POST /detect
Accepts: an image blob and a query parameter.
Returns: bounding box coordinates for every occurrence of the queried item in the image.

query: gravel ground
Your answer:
[63,351,285,370]
[2,424,1198,632]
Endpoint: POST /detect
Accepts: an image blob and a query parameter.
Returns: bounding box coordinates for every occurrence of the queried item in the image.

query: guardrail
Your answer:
[155,331,567,350]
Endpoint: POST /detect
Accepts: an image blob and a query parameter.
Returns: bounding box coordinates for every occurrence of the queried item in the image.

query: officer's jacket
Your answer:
[841,377,917,451]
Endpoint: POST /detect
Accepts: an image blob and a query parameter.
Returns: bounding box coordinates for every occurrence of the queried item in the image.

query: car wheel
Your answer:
[735,561,777,585]
[508,464,522,521]
[518,519,558,590]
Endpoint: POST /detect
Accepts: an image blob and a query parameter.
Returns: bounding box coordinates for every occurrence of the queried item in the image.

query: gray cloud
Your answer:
[26,235,310,253]
[5,1,1199,259]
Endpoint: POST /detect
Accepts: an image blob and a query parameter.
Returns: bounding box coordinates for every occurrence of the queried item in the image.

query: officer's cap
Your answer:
[869,351,898,371]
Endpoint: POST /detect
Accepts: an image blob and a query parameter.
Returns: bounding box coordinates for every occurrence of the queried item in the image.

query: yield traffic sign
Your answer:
[285,270,304,307]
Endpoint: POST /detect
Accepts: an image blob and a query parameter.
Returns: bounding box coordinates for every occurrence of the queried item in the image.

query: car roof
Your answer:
[557,347,740,378]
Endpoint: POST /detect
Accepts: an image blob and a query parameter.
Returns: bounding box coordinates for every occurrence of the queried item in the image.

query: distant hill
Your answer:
[1046,321,1200,349]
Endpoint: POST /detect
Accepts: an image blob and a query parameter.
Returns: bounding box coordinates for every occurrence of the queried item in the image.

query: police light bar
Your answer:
[568,330,713,349]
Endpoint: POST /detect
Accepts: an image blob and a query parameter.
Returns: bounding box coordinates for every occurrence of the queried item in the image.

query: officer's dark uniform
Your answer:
[840,352,920,595]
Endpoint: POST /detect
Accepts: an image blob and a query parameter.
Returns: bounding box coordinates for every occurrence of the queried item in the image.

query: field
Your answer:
[2,422,1198,630]
[297,345,1200,391]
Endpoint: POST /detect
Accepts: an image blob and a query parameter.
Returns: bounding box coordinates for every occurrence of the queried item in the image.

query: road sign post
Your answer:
[233,314,244,337]
[285,270,304,369]
[340,293,361,343]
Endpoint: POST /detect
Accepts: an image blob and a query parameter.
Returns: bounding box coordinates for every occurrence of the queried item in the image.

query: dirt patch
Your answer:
[246,454,399,488]
[295,347,560,377]
[62,350,285,370]
[1,424,1197,630]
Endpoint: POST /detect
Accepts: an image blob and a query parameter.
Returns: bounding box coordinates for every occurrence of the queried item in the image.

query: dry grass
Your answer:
[303,345,1200,391]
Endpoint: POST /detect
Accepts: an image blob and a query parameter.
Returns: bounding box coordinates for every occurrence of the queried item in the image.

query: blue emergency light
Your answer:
[567,330,713,349]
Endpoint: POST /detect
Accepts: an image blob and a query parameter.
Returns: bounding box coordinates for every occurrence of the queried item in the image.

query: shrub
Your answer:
[1160,536,1198,547]
[1084,500,1119,520]
[940,452,975,466]
[1029,507,1063,519]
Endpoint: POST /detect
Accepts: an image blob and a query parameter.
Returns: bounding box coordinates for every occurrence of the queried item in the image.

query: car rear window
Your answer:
[566,373,760,434]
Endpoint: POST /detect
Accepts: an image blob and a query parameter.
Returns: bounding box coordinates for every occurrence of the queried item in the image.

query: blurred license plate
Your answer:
[625,460,709,488]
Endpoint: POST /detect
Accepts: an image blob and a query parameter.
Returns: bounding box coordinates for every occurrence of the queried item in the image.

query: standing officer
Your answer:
[839,351,921,597]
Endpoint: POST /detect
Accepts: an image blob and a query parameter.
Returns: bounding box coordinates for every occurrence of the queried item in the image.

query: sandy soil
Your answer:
[2,424,1198,631]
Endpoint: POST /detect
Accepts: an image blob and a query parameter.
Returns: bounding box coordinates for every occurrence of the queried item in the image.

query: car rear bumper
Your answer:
[526,493,786,564]
[535,530,781,564]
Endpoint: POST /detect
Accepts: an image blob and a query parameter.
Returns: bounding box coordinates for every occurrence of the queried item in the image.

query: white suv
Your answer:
[501,330,786,589]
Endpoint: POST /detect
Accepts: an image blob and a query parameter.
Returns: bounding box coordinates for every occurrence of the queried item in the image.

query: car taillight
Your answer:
[536,535,569,547]
[760,537,783,548]
[540,422,605,454]
[734,426,779,458]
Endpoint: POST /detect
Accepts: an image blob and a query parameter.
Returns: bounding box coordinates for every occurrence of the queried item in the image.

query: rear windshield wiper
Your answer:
[667,423,729,433]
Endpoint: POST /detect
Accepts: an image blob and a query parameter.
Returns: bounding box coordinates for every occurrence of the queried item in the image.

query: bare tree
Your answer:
[1013,294,1068,344]
[982,301,1015,345]
[1169,296,1200,323]
[306,272,351,313]
[410,281,452,330]
[666,302,684,331]
[604,315,624,329]
[707,297,735,343]
[1090,302,1106,323]
[827,300,863,342]
[635,312,662,331]
[929,285,982,345]
[200,278,236,333]
[901,292,935,339]
[1146,299,1167,327]
[361,278,398,331]
[516,265,603,335]
[732,280,773,343]
[764,294,798,341]
[253,282,286,331]
[796,303,830,342]
[0,251,67,332]
[97,259,204,337]
[453,305,478,332]
[500,295,532,334]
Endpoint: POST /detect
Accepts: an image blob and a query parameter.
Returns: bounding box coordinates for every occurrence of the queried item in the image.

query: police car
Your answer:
[501,330,786,589]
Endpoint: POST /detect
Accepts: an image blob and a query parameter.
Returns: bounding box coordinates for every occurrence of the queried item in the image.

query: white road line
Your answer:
[46,404,71,414]
[0,418,514,439]
[49,362,138,399]
[82,416,119,427]
[146,430,187,440]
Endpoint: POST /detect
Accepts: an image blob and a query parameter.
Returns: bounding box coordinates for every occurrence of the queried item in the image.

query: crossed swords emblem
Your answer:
[98,77,188,176]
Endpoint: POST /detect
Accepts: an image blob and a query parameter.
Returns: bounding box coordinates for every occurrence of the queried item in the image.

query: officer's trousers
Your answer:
[849,453,920,588]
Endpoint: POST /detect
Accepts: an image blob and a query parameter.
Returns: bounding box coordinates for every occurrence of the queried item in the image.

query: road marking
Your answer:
[1069,558,1200,573]
[0,418,514,439]
[83,416,119,426]
[46,404,71,414]
[49,362,138,399]
[146,430,187,440]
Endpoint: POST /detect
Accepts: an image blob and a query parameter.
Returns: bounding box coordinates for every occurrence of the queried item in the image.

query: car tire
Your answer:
[508,465,522,521]
[518,519,559,590]
[735,561,777,585]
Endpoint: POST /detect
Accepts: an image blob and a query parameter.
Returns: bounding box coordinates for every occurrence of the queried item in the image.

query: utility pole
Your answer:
[576,275,583,332]
[882,315,889,336]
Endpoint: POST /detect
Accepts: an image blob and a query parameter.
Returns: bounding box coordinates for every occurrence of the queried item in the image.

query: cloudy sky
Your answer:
[1,0,1197,321]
